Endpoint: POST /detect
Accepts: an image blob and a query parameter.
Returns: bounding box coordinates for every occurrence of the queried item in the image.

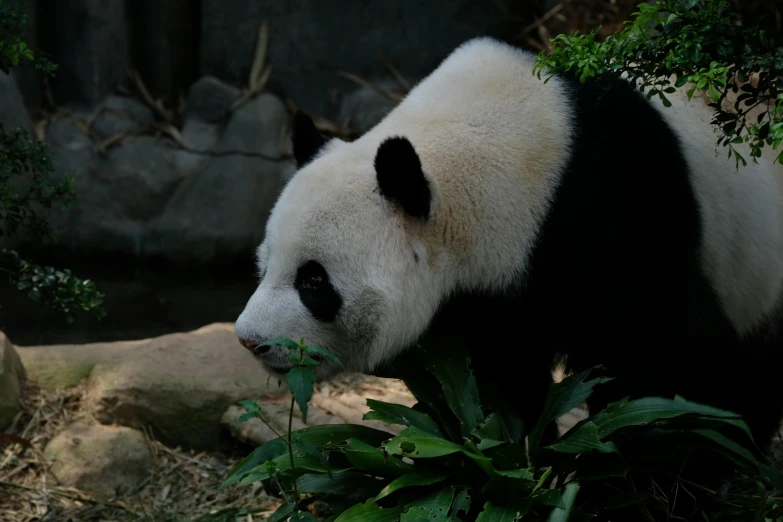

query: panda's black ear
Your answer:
[374,136,431,220]
[292,110,327,167]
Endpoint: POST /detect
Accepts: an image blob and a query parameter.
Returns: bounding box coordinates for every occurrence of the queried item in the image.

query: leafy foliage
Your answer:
[533,0,783,168]
[0,249,106,323]
[0,125,76,240]
[223,336,783,521]
[0,0,56,75]
[0,0,105,321]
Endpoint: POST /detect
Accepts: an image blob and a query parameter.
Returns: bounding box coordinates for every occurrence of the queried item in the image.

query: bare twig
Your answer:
[518,3,564,38]
[229,65,273,115]
[249,19,270,90]
[378,53,412,93]
[127,69,173,124]
[336,70,404,103]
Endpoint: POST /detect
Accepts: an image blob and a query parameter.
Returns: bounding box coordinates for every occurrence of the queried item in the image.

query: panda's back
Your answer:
[369,37,783,340]
[644,83,783,337]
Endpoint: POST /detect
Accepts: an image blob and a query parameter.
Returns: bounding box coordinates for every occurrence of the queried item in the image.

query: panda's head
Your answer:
[235,111,449,381]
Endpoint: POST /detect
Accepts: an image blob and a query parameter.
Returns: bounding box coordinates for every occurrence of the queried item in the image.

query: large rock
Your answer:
[0,71,33,133]
[173,76,241,175]
[42,119,180,256]
[0,331,25,430]
[44,423,152,498]
[144,92,295,264]
[200,0,515,118]
[85,323,288,450]
[6,84,294,266]
[45,0,130,109]
[185,76,241,123]
[16,336,146,393]
[90,96,155,139]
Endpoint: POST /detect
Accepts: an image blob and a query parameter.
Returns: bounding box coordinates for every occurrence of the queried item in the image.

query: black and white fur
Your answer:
[236,38,783,474]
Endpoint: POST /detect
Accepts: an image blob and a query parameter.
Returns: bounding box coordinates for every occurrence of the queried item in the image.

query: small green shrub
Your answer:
[222,335,783,521]
[0,0,105,322]
[532,0,783,168]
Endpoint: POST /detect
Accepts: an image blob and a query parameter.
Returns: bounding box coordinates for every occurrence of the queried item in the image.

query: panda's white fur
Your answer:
[235,37,783,382]
[645,84,783,335]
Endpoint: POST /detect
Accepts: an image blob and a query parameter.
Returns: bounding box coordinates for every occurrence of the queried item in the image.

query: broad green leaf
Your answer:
[401,486,456,521]
[418,332,484,436]
[495,467,535,481]
[471,413,508,450]
[294,437,332,477]
[546,482,579,522]
[236,411,260,426]
[533,489,565,509]
[292,424,394,449]
[291,512,320,522]
[364,399,443,437]
[384,427,495,475]
[691,428,760,470]
[289,352,319,367]
[267,503,294,522]
[236,399,262,427]
[589,396,745,439]
[546,421,619,454]
[375,470,449,501]
[384,427,465,458]
[451,488,471,518]
[259,337,300,350]
[709,82,721,102]
[528,368,612,456]
[333,500,402,522]
[303,344,344,367]
[286,367,316,422]
[344,437,414,476]
[220,438,287,491]
[297,472,385,496]
[237,442,351,486]
[475,501,528,521]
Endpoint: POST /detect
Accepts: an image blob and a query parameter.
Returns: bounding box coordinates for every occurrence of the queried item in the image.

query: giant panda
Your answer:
[235,37,783,498]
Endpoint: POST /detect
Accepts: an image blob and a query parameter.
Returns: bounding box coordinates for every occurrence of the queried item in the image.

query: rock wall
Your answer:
[23,0,525,117]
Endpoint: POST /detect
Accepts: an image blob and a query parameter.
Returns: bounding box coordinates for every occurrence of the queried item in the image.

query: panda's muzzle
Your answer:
[238,337,293,374]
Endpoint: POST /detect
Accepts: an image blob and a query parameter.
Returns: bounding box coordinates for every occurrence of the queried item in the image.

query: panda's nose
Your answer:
[238,337,271,355]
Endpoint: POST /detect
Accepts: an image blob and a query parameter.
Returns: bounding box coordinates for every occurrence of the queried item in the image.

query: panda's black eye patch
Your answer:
[295,260,342,322]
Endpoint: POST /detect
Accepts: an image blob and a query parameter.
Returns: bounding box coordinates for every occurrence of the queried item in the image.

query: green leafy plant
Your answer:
[0,0,55,75]
[532,0,783,168]
[0,0,105,322]
[222,334,783,521]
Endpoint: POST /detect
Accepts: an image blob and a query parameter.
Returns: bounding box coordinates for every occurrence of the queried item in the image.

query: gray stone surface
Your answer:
[85,323,288,450]
[4,84,293,266]
[46,0,130,108]
[185,76,241,123]
[0,331,25,431]
[44,423,152,499]
[144,92,294,264]
[44,120,179,256]
[90,96,155,139]
[0,71,33,133]
[200,0,514,117]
